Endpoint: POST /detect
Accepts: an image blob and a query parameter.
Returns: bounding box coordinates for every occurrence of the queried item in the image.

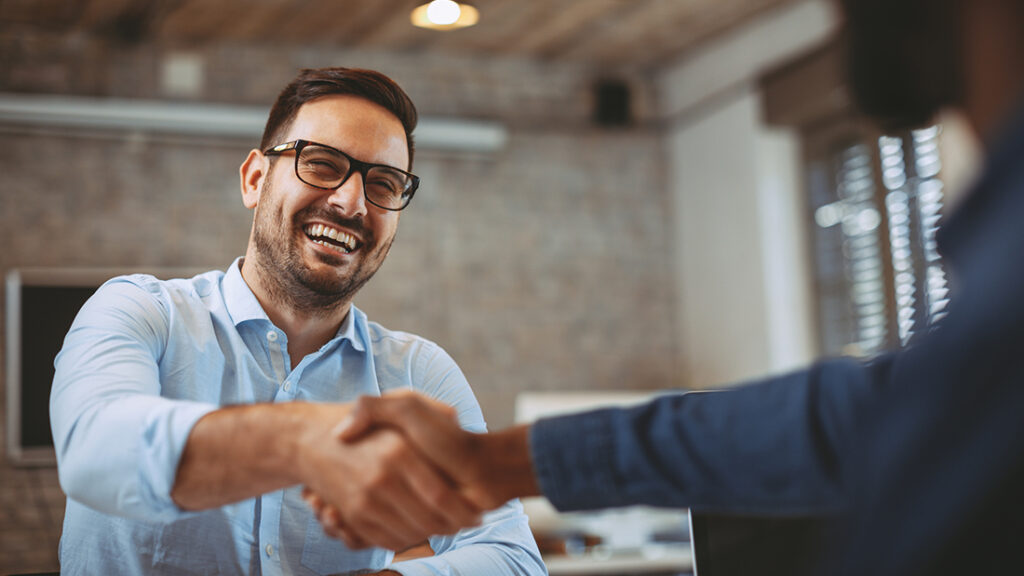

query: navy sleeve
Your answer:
[529,356,886,514]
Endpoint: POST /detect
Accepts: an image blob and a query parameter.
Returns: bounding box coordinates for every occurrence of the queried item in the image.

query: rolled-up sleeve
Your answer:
[50,279,217,521]
[391,500,547,576]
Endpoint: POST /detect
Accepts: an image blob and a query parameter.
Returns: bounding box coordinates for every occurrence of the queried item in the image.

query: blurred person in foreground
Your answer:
[311,0,1024,573]
[49,67,546,576]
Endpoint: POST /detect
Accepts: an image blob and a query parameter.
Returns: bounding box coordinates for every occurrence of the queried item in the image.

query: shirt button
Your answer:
[266,331,278,342]
[283,381,291,392]
[266,544,274,557]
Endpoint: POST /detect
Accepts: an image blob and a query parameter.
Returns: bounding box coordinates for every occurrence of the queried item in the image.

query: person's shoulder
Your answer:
[358,312,455,372]
[101,269,224,308]
[364,317,443,353]
[362,315,480,426]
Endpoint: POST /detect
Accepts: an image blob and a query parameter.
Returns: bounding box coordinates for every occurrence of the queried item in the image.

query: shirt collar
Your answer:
[222,257,368,352]
[335,304,368,352]
[223,257,270,326]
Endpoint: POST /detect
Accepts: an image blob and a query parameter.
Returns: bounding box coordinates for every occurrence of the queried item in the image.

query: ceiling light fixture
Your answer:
[411,0,479,31]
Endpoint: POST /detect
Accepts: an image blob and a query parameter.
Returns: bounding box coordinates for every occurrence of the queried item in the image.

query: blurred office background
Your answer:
[0,0,981,572]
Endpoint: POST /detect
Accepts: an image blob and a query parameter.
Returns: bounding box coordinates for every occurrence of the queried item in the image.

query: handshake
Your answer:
[297,390,540,552]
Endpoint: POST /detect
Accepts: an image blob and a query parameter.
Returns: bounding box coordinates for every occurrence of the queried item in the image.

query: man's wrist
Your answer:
[476,424,541,505]
[172,401,343,510]
[292,402,354,486]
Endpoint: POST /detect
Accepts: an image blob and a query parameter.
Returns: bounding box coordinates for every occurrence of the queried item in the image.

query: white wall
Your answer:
[756,122,815,376]
[660,0,836,388]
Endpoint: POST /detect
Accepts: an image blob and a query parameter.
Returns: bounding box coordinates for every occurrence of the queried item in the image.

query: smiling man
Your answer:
[49,67,546,576]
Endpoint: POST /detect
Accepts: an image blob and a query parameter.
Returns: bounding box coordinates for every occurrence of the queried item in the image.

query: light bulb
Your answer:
[426,0,461,25]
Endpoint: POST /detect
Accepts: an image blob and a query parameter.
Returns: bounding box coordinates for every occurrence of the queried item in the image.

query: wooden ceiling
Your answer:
[1,0,801,70]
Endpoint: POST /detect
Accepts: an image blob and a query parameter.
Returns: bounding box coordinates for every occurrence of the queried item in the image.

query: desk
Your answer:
[543,544,693,576]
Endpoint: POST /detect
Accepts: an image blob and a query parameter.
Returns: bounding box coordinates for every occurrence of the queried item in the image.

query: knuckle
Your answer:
[424,484,449,509]
[365,468,396,492]
[341,533,364,549]
[325,506,342,526]
[393,394,414,413]
[323,521,340,538]
[381,436,409,460]
[348,492,372,517]
[355,395,375,413]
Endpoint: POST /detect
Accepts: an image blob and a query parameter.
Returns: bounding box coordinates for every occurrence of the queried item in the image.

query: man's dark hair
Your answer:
[260,67,418,168]
[840,0,964,131]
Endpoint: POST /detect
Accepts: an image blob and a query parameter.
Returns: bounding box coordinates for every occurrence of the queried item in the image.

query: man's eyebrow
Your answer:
[304,140,408,171]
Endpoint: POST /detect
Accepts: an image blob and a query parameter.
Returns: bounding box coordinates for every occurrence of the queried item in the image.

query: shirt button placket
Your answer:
[265,330,288,382]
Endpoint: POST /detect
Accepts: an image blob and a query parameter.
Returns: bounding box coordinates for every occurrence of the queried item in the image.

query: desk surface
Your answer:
[543,544,692,575]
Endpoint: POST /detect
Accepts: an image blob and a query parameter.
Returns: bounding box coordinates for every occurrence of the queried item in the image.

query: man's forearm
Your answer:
[475,425,542,505]
[175,399,481,551]
[171,401,349,510]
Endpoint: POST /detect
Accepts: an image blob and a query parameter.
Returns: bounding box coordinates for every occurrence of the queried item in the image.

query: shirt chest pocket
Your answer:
[301,517,394,575]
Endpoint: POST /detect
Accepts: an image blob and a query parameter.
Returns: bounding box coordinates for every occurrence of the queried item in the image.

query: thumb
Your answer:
[334,396,378,442]
[338,391,469,476]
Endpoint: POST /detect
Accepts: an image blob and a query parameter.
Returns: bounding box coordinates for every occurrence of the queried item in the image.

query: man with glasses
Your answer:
[50,67,546,576]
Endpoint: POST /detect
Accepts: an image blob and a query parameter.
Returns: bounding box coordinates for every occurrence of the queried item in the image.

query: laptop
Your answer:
[689,511,837,576]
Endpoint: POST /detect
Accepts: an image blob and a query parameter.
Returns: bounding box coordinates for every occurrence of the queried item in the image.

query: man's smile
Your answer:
[304,223,359,254]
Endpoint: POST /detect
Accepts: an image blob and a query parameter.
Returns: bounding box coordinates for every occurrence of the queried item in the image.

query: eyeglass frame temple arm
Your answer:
[263,140,301,155]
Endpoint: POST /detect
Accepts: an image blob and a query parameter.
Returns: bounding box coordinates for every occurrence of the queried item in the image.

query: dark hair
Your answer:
[840,0,963,131]
[260,67,418,168]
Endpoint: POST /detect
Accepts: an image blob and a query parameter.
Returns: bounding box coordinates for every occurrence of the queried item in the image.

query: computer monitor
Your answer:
[689,510,836,576]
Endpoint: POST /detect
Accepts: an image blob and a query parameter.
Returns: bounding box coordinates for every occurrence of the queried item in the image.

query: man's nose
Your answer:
[327,170,368,217]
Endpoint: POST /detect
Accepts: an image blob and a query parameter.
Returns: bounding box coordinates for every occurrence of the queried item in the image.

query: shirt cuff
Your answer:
[138,401,220,518]
[528,408,621,512]
[387,560,436,576]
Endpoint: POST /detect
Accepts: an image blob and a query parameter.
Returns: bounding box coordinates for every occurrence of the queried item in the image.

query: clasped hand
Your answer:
[299,391,509,551]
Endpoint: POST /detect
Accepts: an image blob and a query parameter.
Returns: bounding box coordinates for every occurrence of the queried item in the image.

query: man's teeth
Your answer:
[305,224,356,253]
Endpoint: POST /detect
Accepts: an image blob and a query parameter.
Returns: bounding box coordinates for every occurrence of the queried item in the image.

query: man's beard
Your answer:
[841,0,964,131]
[250,176,394,317]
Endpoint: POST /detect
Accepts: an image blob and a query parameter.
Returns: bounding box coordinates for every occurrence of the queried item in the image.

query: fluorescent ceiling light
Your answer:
[0,93,507,151]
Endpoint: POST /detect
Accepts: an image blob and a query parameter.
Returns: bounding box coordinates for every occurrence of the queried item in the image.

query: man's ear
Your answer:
[239,149,268,209]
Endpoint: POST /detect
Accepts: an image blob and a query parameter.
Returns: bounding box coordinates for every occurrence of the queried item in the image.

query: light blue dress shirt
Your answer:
[50,258,546,576]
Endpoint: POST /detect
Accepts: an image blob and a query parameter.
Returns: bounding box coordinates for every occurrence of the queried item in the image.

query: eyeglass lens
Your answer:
[297,145,411,209]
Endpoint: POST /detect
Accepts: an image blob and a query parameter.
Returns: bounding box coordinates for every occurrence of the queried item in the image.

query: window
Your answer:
[761,40,954,358]
[806,126,950,357]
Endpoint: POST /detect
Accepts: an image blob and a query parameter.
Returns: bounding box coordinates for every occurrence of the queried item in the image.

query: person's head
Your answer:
[839,0,965,131]
[840,0,1024,136]
[239,67,418,316]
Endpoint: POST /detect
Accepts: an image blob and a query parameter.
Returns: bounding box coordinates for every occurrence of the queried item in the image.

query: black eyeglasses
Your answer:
[263,139,419,211]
